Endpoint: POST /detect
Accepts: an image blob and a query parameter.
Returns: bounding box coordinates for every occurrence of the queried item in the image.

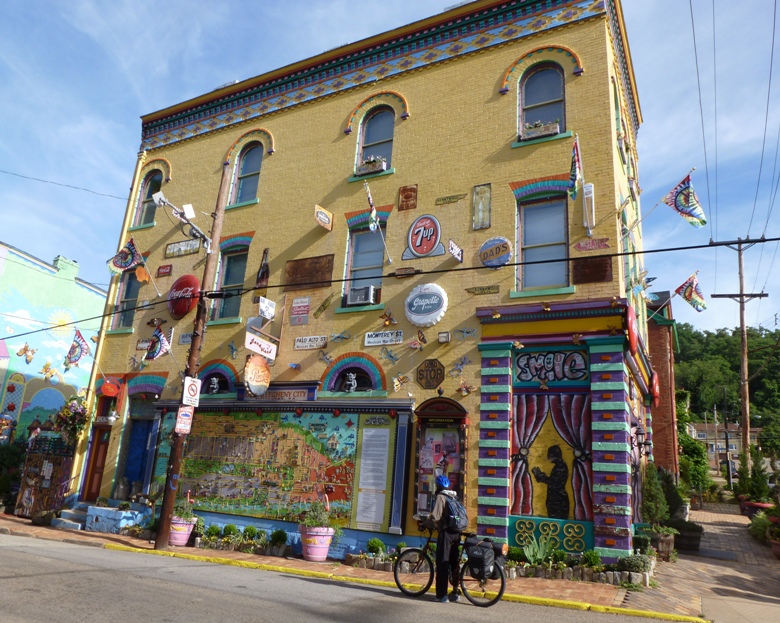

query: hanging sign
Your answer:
[314,205,334,231]
[364,330,404,346]
[174,405,194,434]
[182,376,202,408]
[167,274,201,319]
[478,237,512,269]
[402,215,445,260]
[258,297,276,321]
[404,283,448,327]
[245,332,278,361]
[244,354,271,397]
[101,380,119,397]
[448,239,463,263]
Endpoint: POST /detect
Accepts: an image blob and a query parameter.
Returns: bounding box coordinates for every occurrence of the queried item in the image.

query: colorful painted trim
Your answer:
[509,173,571,202]
[225,128,275,159]
[198,360,240,390]
[320,352,387,391]
[126,373,168,395]
[344,206,393,231]
[344,91,410,134]
[500,45,583,93]
[219,231,256,252]
[140,1,612,150]
[142,157,173,182]
[511,516,592,553]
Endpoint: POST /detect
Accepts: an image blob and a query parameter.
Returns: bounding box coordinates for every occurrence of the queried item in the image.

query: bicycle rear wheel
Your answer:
[393,548,434,597]
[460,562,505,607]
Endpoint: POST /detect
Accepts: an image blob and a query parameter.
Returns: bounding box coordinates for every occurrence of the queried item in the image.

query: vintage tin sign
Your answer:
[167,274,200,320]
[404,283,448,327]
[314,205,333,231]
[478,237,512,269]
[402,215,445,260]
[244,354,271,397]
[364,330,404,346]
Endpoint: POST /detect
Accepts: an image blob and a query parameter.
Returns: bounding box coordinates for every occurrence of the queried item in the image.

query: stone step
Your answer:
[60,509,88,523]
[51,518,83,531]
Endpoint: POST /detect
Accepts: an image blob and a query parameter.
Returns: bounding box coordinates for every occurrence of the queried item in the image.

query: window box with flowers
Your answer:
[53,396,90,448]
[521,120,560,141]
[356,155,387,176]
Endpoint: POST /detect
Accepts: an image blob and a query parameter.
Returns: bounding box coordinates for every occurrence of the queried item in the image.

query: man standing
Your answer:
[425,474,462,603]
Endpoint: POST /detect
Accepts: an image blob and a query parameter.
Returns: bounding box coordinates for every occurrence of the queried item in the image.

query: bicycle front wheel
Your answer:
[393,548,434,597]
[460,561,506,607]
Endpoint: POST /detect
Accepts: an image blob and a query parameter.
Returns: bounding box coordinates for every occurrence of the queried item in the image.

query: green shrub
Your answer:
[270,529,288,547]
[641,463,669,526]
[632,534,651,554]
[551,549,568,564]
[255,529,268,547]
[222,524,239,537]
[616,554,652,573]
[396,541,407,550]
[205,524,222,538]
[117,501,131,511]
[366,537,385,555]
[193,516,205,537]
[507,546,527,563]
[243,525,258,541]
[522,534,554,565]
[659,467,684,518]
[748,511,771,543]
[662,518,703,533]
[580,549,602,568]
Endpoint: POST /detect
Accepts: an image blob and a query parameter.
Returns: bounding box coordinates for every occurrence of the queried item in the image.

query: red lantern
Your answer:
[295,408,303,416]
[7,384,15,393]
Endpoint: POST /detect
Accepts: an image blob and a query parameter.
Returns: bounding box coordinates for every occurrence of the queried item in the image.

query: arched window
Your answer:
[520,64,564,139]
[135,171,162,226]
[334,367,373,392]
[359,107,394,170]
[234,143,263,204]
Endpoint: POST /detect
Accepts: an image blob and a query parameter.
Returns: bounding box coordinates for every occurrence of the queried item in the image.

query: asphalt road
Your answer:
[0,534,653,623]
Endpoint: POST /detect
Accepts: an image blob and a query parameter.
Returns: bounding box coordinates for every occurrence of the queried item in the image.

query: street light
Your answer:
[152,191,213,253]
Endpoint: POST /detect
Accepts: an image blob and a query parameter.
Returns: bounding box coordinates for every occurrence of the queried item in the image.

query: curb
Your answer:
[104,544,708,621]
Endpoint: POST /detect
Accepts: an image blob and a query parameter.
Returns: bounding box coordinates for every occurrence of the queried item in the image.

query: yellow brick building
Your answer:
[82,0,655,561]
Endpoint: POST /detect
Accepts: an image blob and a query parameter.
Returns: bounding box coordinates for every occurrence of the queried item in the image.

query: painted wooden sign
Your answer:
[465,285,499,295]
[245,332,278,361]
[314,205,334,231]
[478,237,512,269]
[398,184,418,211]
[284,254,334,291]
[404,283,448,327]
[244,354,271,397]
[164,239,200,258]
[364,330,404,346]
[167,274,200,319]
[402,215,445,260]
[416,359,445,389]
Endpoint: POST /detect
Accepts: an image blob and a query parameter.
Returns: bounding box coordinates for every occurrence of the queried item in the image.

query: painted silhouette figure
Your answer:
[532,445,570,520]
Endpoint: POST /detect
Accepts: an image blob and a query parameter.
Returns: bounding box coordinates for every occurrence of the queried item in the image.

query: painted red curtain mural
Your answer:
[511,394,548,515]
[548,393,593,521]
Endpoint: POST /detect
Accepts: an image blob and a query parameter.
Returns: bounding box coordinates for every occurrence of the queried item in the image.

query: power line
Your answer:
[0,168,127,201]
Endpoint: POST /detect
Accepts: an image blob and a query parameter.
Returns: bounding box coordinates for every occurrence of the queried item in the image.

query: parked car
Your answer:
[720,459,739,479]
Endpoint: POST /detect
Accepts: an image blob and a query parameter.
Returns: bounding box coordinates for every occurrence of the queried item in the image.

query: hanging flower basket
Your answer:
[521,121,559,141]
[53,396,89,447]
[356,156,387,176]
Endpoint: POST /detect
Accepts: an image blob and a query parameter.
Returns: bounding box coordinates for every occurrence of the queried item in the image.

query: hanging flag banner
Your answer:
[568,137,583,200]
[63,330,90,370]
[145,327,172,361]
[107,239,143,275]
[663,175,707,228]
[675,272,707,312]
[314,205,333,231]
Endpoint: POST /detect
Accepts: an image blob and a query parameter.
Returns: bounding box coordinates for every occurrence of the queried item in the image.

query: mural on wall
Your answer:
[511,393,593,521]
[181,410,360,525]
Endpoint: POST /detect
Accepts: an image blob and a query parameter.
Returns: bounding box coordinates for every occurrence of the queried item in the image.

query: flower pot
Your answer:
[674,530,702,552]
[649,533,675,560]
[521,122,560,141]
[744,501,774,520]
[298,525,335,562]
[737,494,749,514]
[768,515,780,525]
[356,160,387,176]
[770,540,780,559]
[169,517,196,547]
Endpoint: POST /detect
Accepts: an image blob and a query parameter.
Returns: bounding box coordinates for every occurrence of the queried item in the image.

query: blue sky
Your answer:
[1,0,779,334]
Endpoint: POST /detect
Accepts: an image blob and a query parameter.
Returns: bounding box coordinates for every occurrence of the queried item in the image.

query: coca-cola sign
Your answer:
[167,274,200,320]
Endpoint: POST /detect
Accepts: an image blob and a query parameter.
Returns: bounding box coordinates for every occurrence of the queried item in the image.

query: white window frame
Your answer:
[214,248,248,319]
[518,196,568,290]
[345,228,385,306]
[232,143,263,204]
[134,170,163,226]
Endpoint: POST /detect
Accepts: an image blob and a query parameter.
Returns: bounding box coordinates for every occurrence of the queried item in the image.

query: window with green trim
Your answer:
[358,107,394,172]
[345,228,384,306]
[519,196,568,289]
[134,170,162,226]
[114,271,142,328]
[233,143,263,204]
[214,248,247,319]
[519,64,565,140]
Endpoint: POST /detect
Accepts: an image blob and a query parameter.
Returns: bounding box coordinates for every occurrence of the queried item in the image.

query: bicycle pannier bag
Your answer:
[468,540,495,581]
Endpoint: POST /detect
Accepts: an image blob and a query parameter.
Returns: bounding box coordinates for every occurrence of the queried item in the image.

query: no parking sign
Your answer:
[182,376,201,407]
[175,405,194,434]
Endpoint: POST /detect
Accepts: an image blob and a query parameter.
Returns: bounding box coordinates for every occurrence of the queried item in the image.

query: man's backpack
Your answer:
[443,495,469,531]
[467,540,496,581]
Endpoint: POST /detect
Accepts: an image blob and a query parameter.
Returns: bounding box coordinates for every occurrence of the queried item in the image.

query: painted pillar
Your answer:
[589,337,633,561]
[476,342,513,542]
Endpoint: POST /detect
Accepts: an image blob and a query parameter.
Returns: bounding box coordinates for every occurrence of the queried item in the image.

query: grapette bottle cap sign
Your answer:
[404,283,448,327]
[167,274,200,319]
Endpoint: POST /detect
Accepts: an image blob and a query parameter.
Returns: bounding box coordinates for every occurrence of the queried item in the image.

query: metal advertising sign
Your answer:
[448,239,463,263]
[294,335,328,350]
[364,330,404,346]
[258,297,276,321]
[314,204,334,231]
[290,296,310,326]
[402,214,445,260]
[167,274,201,319]
[416,359,445,389]
[478,237,512,269]
[404,283,448,327]
[244,354,271,397]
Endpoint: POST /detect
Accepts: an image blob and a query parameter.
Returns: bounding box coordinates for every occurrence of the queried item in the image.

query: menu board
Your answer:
[352,415,396,531]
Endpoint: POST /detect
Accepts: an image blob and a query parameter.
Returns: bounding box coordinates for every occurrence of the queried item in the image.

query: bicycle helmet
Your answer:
[435,474,450,490]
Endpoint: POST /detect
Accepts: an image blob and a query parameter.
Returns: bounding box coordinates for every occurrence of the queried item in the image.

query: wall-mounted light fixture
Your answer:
[631,426,652,456]
[438,331,451,344]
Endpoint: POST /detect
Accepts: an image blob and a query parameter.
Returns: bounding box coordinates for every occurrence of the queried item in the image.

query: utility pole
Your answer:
[711,237,767,470]
[723,388,733,490]
[155,161,231,550]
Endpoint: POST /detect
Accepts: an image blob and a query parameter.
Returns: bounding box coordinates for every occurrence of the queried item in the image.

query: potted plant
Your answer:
[640,463,677,559]
[768,525,780,559]
[269,528,288,556]
[298,499,342,562]
[663,517,704,551]
[169,498,197,547]
[521,119,560,141]
[356,155,387,176]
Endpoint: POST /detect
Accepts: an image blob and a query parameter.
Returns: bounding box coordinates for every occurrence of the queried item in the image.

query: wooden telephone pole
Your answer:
[155,161,231,549]
[711,238,767,470]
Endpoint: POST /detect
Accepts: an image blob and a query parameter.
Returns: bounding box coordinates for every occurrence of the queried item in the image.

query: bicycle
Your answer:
[393,520,507,607]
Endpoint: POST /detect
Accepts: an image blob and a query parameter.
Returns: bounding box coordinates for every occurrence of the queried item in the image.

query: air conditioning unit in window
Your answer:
[347,285,376,306]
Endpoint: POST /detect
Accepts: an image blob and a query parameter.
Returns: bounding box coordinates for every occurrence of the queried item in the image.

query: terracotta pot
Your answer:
[744,501,774,520]
[298,525,335,562]
[770,540,780,560]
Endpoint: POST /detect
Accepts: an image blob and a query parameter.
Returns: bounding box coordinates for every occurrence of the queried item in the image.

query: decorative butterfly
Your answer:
[454,328,477,340]
[417,330,427,345]
[17,342,37,364]
[408,340,423,351]
[539,378,549,390]
[393,374,410,393]
[289,363,302,371]
[379,346,399,364]
[331,331,351,342]
[457,379,478,396]
[146,318,167,327]
[40,362,59,383]
[379,308,397,326]
[572,334,583,345]
[449,355,471,377]
[318,350,334,365]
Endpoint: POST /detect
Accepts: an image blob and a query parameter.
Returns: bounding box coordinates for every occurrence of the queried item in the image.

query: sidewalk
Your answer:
[2,504,778,622]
